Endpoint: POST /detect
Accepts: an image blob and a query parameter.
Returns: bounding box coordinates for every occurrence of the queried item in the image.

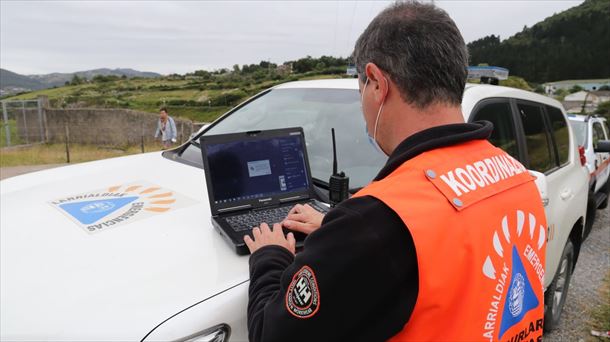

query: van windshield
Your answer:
[570,120,587,147]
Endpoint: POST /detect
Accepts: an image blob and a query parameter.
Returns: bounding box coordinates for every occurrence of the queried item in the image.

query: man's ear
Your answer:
[364,62,389,104]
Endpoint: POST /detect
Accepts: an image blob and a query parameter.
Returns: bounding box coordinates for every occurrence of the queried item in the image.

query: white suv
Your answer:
[0,80,589,340]
[462,84,589,331]
[568,114,610,237]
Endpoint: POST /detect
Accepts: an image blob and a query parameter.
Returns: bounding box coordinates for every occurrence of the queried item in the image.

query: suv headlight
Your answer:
[179,324,231,342]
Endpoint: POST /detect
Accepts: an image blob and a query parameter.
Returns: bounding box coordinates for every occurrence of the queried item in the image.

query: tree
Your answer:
[553,88,569,100]
[569,85,583,93]
[594,101,610,121]
[92,75,119,83]
[193,70,212,79]
[466,0,610,83]
[499,76,533,91]
[292,56,315,73]
[70,74,83,85]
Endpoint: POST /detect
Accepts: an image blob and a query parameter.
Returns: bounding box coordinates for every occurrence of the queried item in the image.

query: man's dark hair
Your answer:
[160,107,167,113]
[353,1,468,108]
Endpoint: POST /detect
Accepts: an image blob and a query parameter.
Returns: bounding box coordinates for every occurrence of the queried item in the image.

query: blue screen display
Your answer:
[206,135,309,204]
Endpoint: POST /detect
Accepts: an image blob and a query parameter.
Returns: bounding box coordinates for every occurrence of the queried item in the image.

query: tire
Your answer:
[584,190,597,240]
[599,180,609,209]
[544,240,574,332]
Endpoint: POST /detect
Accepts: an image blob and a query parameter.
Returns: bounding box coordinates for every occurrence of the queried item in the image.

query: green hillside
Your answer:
[468,0,610,83]
[4,57,352,122]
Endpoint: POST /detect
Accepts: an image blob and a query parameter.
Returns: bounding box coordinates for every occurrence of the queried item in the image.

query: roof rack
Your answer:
[467,66,509,85]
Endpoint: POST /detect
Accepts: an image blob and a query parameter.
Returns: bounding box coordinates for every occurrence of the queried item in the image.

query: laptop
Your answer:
[200,127,329,255]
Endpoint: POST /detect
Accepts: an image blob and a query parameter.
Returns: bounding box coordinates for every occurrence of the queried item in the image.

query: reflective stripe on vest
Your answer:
[355,139,547,342]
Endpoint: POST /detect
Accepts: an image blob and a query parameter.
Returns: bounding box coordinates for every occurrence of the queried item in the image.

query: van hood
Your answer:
[0,152,249,341]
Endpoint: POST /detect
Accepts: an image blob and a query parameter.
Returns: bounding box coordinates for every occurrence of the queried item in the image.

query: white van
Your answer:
[568,114,610,238]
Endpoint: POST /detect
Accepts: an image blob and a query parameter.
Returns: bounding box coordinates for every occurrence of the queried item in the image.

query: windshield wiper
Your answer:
[312,177,329,189]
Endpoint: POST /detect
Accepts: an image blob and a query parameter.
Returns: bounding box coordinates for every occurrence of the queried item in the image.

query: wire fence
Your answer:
[1,97,205,164]
[1,99,45,147]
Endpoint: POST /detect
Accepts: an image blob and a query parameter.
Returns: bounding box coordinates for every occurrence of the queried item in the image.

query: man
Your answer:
[244,2,546,341]
[154,107,177,149]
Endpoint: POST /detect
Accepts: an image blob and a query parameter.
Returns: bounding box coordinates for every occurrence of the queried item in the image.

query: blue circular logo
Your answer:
[509,273,525,317]
[80,201,116,214]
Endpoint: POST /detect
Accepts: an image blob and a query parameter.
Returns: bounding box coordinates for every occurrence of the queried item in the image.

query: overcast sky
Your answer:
[1,0,583,76]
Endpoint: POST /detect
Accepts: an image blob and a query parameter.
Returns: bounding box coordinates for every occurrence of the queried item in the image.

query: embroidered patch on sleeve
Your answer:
[285,265,320,319]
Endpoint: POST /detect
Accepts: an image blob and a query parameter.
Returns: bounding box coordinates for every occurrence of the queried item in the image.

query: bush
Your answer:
[209,90,248,106]
[92,75,120,83]
[595,101,610,121]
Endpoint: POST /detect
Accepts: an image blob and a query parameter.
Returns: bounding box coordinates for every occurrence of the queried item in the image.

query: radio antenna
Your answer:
[329,128,349,207]
[332,128,338,175]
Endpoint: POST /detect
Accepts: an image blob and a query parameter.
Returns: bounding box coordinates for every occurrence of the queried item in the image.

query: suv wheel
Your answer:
[544,240,574,332]
[599,180,609,209]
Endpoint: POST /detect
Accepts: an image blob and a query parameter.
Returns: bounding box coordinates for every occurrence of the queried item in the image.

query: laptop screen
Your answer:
[204,132,310,205]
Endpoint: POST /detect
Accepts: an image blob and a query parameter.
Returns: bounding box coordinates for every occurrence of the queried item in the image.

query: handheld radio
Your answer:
[329,128,349,207]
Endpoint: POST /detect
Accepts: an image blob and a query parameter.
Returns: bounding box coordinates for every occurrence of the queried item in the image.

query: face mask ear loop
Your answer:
[373,103,384,142]
[372,77,388,142]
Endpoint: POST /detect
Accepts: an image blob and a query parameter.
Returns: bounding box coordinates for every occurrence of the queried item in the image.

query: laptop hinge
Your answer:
[279,195,305,203]
[218,204,252,213]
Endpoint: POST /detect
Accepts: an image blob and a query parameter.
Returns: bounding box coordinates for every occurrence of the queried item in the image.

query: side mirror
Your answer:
[529,170,549,207]
[594,140,610,153]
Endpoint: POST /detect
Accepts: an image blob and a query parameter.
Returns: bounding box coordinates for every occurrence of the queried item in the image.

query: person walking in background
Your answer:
[154,107,177,149]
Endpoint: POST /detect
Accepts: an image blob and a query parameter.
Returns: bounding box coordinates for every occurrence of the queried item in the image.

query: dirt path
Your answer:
[0,164,67,180]
[545,207,610,341]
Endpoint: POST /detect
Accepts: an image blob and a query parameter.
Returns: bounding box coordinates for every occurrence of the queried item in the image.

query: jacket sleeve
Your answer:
[170,117,177,140]
[247,196,418,342]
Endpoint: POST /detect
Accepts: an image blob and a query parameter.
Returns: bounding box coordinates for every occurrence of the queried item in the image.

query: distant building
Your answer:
[346,65,357,77]
[544,79,610,95]
[593,90,610,103]
[562,90,610,113]
[0,87,31,97]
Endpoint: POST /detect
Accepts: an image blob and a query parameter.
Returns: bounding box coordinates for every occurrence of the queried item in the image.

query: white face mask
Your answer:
[361,77,387,156]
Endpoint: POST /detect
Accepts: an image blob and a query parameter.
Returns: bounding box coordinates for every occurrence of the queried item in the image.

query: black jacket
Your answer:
[247,122,493,342]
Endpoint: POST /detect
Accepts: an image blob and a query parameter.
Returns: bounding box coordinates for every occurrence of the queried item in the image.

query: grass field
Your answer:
[0,120,22,148]
[0,143,164,167]
[588,270,610,341]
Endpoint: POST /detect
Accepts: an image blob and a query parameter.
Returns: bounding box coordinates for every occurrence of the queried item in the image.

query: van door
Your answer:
[592,121,610,192]
[516,101,570,288]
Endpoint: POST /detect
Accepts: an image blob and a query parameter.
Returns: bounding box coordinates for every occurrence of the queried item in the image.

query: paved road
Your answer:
[545,206,610,341]
[0,164,66,180]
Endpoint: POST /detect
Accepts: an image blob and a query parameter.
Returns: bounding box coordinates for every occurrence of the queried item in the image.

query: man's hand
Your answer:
[244,222,296,255]
[282,203,324,235]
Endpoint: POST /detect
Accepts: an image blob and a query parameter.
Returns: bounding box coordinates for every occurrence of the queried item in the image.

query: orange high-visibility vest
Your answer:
[355,139,546,342]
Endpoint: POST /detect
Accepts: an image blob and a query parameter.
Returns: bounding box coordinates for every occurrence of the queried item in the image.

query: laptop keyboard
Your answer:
[225,201,329,232]
[226,206,293,232]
